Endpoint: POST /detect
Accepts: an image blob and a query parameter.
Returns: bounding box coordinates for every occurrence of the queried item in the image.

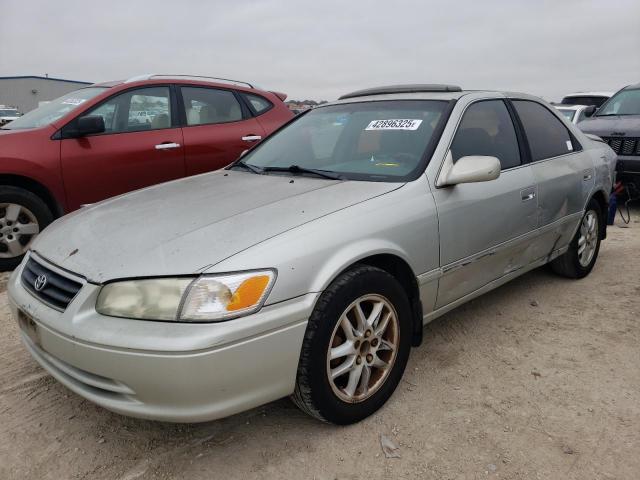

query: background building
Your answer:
[0,75,92,113]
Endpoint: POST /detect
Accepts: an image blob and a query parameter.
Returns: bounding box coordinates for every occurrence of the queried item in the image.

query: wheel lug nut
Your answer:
[366,354,373,363]
[356,356,362,365]
[365,330,371,338]
[6,221,12,226]
[8,235,13,240]
[371,338,378,347]
[13,228,18,232]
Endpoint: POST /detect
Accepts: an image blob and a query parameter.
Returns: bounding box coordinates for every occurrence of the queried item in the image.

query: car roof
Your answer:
[554,104,585,111]
[87,74,262,93]
[563,91,614,98]
[339,84,463,99]
[329,85,542,105]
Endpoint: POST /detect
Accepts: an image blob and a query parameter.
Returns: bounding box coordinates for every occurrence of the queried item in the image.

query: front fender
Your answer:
[308,239,415,293]
[210,177,440,306]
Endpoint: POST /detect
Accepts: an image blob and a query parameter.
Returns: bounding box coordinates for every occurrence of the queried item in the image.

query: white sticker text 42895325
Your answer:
[365,119,423,131]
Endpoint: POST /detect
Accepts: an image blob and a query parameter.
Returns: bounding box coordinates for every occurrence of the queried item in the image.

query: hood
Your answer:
[579,115,640,136]
[33,170,402,282]
[0,124,54,140]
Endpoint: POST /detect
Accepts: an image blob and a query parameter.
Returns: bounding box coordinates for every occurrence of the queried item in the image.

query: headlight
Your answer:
[96,270,276,322]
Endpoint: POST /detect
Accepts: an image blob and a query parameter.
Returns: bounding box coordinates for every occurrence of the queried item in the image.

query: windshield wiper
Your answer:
[262,165,343,180]
[596,113,636,117]
[228,160,264,174]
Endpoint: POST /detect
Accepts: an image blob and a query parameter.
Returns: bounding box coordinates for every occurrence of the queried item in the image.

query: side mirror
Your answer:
[75,115,105,136]
[584,105,597,117]
[438,154,501,186]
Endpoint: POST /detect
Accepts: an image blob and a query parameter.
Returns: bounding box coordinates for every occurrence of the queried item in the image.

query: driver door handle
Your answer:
[242,135,262,142]
[155,142,181,150]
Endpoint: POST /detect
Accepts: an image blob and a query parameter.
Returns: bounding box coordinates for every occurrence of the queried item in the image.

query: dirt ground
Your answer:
[1,211,639,480]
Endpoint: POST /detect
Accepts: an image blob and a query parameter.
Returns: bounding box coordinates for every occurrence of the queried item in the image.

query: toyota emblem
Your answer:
[34,274,47,292]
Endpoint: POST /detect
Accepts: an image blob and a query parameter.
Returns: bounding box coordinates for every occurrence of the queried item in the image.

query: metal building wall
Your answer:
[0,77,92,113]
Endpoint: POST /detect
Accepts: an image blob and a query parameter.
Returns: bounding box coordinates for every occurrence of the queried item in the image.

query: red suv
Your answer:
[0,75,293,270]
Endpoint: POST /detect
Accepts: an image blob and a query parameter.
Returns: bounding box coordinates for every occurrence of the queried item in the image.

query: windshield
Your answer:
[596,89,640,116]
[242,100,449,182]
[558,109,576,121]
[3,87,107,129]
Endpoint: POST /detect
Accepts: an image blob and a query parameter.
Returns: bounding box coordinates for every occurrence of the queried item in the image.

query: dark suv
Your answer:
[579,83,640,184]
[0,75,293,270]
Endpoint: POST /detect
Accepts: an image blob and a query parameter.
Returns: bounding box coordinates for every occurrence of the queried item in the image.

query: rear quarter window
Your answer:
[242,93,273,115]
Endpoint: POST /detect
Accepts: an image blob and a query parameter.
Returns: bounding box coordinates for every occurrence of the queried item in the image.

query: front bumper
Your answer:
[8,255,315,422]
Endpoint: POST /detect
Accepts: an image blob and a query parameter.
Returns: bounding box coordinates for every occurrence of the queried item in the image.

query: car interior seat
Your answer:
[151,113,170,129]
[186,107,200,125]
[199,105,217,124]
[212,95,241,123]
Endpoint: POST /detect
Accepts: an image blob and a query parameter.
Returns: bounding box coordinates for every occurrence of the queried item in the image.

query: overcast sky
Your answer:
[1,0,639,102]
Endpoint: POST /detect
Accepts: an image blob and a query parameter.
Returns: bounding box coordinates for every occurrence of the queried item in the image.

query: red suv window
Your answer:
[181,87,243,126]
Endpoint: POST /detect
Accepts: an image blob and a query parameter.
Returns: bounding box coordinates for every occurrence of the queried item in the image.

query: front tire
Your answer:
[292,265,412,424]
[550,198,602,279]
[0,186,53,271]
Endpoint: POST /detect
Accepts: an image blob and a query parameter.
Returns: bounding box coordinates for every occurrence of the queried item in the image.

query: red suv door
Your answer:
[178,86,266,176]
[60,86,185,210]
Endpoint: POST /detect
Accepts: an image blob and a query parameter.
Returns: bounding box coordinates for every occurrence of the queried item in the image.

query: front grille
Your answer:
[601,136,640,156]
[21,257,82,311]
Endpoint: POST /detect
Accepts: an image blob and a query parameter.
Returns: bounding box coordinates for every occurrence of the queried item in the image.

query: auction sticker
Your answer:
[365,119,422,131]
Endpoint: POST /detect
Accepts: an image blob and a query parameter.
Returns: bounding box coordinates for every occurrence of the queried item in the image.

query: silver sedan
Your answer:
[8,84,616,424]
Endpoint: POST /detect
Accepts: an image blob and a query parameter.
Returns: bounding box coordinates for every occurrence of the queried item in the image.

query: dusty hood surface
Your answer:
[579,115,640,136]
[33,170,401,282]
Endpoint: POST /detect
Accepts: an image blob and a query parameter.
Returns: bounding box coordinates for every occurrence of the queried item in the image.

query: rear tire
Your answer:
[292,265,412,424]
[0,186,53,271]
[550,198,602,279]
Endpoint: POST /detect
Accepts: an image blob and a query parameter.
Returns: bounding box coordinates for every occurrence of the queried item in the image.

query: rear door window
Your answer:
[450,100,521,170]
[181,87,243,126]
[512,100,576,161]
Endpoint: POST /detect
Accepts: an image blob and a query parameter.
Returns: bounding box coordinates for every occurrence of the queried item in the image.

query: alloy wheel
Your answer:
[326,294,399,403]
[0,203,40,259]
[578,209,598,267]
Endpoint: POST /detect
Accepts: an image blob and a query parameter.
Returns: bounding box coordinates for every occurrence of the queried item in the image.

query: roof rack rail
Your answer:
[123,74,254,88]
[339,84,462,100]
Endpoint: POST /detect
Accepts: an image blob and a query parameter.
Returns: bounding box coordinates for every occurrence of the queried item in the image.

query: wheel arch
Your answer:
[589,189,608,239]
[0,174,64,218]
[333,253,423,347]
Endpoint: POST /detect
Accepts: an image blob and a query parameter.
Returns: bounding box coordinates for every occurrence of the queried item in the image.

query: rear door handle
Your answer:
[241,135,262,142]
[155,142,181,150]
